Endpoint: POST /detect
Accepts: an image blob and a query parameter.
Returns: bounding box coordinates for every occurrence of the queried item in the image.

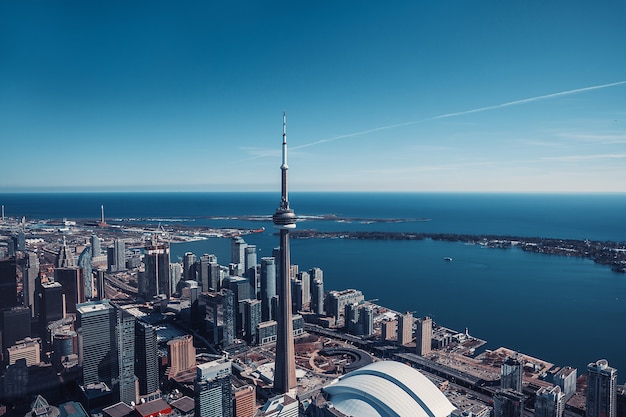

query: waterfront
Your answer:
[3,191,626,381]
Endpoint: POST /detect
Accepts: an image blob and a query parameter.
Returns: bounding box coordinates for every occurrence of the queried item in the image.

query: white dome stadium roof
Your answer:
[322,360,456,417]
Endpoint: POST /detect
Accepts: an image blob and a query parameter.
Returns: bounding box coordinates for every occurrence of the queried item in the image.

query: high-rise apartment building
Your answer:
[554,366,577,398]
[397,312,413,346]
[586,359,617,417]
[501,355,523,392]
[244,245,258,297]
[242,298,262,344]
[135,321,159,396]
[195,359,233,417]
[231,237,247,277]
[382,319,397,341]
[416,316,432,356]
[493,389,524,417]
[223,289,236,347]
[0,256,18,308]
[535,385,565,417]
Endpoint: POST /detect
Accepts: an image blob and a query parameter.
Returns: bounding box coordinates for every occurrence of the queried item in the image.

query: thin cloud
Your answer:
[556,132,626,144]
[294,80,626,149]
[542,153,626,162]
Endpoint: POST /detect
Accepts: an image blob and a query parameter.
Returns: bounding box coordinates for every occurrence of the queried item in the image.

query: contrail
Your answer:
[291,80,626,151]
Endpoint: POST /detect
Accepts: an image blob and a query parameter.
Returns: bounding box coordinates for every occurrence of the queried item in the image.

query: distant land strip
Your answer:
[289,230,626,273]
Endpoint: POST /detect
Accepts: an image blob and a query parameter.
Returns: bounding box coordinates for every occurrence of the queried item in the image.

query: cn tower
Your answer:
[272,112,297,394]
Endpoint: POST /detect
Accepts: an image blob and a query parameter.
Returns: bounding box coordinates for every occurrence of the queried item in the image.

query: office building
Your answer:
[1,306,31,359]
[78,246,93,299]
[501,355,523,392]
[586,359,617,417]
[7,337,40,366]
[195,358,233,417]
[143,243,170,299]
[135,321,159,396]
[0,256,18,308]
[107,239,126,273]
[183,252,197,282]
[261,257,277,321]
[91,235,102,257]
[271,113,298,394]
[493,389,524,417]
[38,281,64,326]
[291,278,303,312]
[55,266,85,313]
[197,254,214,292]
[21,252,39,318]
[76,301,118,388]
[257,394,299,417]
[209,262,224,292]
[167,334,196,378]
[397,311,413,346]
[416,316,432,356]
[94,269,106,300]
[56,237,76,268]
[535,385,565,417]
[115,306,137,405]
[233,385,256,417]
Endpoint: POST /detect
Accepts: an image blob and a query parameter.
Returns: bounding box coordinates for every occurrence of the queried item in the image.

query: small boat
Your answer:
[444,257,453,262]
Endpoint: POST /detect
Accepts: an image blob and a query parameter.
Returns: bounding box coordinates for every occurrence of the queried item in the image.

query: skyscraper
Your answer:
[0,256,18,308]
[54,267,86,314]
[397,311,413,346]
[194,359,233,417]
[78,246,93,300]
[167,334,196,378]
[535,385,565,417]
[21,252,39,317]
[38,281,64,326]
[107,239,126,273]
[183,252,197,282]
[501,355,523,392]
[135,321,159,396]
[56,237,76,268]
[1,306,31,359]
[271,112,297,394]
[76,300,118,387]
[586,359,617,417]
[91,235,102,257]
[115,306,137,405]
[416,316,432,356]
[244,245,258,297]
[231,237,247,276]
[197,254,216,292]
[493,389,524,417]
[260,257,277,321]
[143,243,170,299]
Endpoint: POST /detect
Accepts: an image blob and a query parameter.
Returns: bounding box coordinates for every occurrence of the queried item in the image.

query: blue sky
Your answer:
[1,1,625,192]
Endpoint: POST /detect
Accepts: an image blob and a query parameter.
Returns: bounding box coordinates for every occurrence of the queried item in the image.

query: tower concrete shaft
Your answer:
[272,112,297,393]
